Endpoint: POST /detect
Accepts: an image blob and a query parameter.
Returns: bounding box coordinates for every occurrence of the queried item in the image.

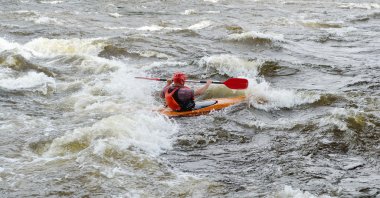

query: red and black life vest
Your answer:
[165,87,181,111]
[164,86,194,111]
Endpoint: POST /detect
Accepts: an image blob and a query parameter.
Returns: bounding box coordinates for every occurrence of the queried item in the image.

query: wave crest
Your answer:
[226,31,284,45]
[199,54,262,78]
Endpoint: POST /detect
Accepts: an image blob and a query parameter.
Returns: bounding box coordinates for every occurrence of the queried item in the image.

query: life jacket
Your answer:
[165,87,181,111]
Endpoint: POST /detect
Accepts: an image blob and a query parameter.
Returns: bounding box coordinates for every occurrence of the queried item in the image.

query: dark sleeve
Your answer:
[160,89,165,98]
[160,86,169,98]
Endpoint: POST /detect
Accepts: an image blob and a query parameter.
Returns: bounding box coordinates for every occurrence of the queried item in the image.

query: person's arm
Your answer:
[160,79,173,98]
[194,80,212,96]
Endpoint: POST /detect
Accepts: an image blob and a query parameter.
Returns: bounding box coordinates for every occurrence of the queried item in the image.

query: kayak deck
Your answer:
[159,95,246,117]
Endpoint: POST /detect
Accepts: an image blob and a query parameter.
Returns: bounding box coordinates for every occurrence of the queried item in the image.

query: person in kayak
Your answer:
[161,72,212,111]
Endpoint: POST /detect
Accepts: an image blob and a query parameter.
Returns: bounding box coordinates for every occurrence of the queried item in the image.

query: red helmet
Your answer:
[172,72,186,84]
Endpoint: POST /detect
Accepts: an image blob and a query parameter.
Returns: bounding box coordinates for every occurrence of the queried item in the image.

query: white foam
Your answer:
[0,156,19,163]
[136,25,181,32]
[0,71,56,94]
[141,61,187,71]
[199,54,262,78]
[12,10,37,15]
[188,20,212,30]
[108,12,122,18]
[338,3,380,10]
[104,62,159,108]
[0,38,23,52]
[59,56,156,115]
[0,38,35,59]
[98,166,136,179]
[205,10,220,14]
[325,26,358,37]
[300,19,344,29]
[198,54,319,110]
[275,185,333,198]
[245,79,320,111]
[204,0,219,3]
[320,108,348,131]
[60,61,130,113]
[28,16,63,25]
[40,1,63,4]
[226,31,284,42]
[60,56,164,132]
[3,54,21,67]
[182,9,196,15]
[104,26,128,30]
[319,108,365,132]
[198,54,318,110]
[24,37,106,57]
[134,50,171,59]
[137,25,164,31]
[44,113,177,157]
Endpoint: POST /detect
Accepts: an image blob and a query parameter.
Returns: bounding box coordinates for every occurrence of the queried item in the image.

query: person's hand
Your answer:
[166,78,173,86]
[206,80,212,85]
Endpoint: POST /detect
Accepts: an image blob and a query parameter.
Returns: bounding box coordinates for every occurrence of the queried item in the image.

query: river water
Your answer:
[0,0,379,197]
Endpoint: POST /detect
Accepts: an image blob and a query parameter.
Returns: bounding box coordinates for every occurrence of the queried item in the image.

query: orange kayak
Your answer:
[159,96,246,117]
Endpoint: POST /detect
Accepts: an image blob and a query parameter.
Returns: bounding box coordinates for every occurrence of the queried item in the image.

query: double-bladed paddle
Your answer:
[135,77,248,90]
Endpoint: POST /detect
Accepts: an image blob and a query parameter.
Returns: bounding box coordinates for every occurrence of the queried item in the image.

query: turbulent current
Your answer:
[0,0,379,197]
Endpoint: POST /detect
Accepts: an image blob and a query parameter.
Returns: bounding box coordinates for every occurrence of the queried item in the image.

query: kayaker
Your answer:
[160,72,212,111]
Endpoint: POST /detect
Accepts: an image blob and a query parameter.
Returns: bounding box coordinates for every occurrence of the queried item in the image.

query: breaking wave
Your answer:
[226,31,284,45]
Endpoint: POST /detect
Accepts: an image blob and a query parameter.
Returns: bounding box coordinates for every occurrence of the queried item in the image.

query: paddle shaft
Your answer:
[134,77,223,84]
[185,80,222,84]
[134,77,248,89]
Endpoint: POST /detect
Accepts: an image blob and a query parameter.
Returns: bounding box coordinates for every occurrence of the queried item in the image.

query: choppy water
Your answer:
[0,0,379,197]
